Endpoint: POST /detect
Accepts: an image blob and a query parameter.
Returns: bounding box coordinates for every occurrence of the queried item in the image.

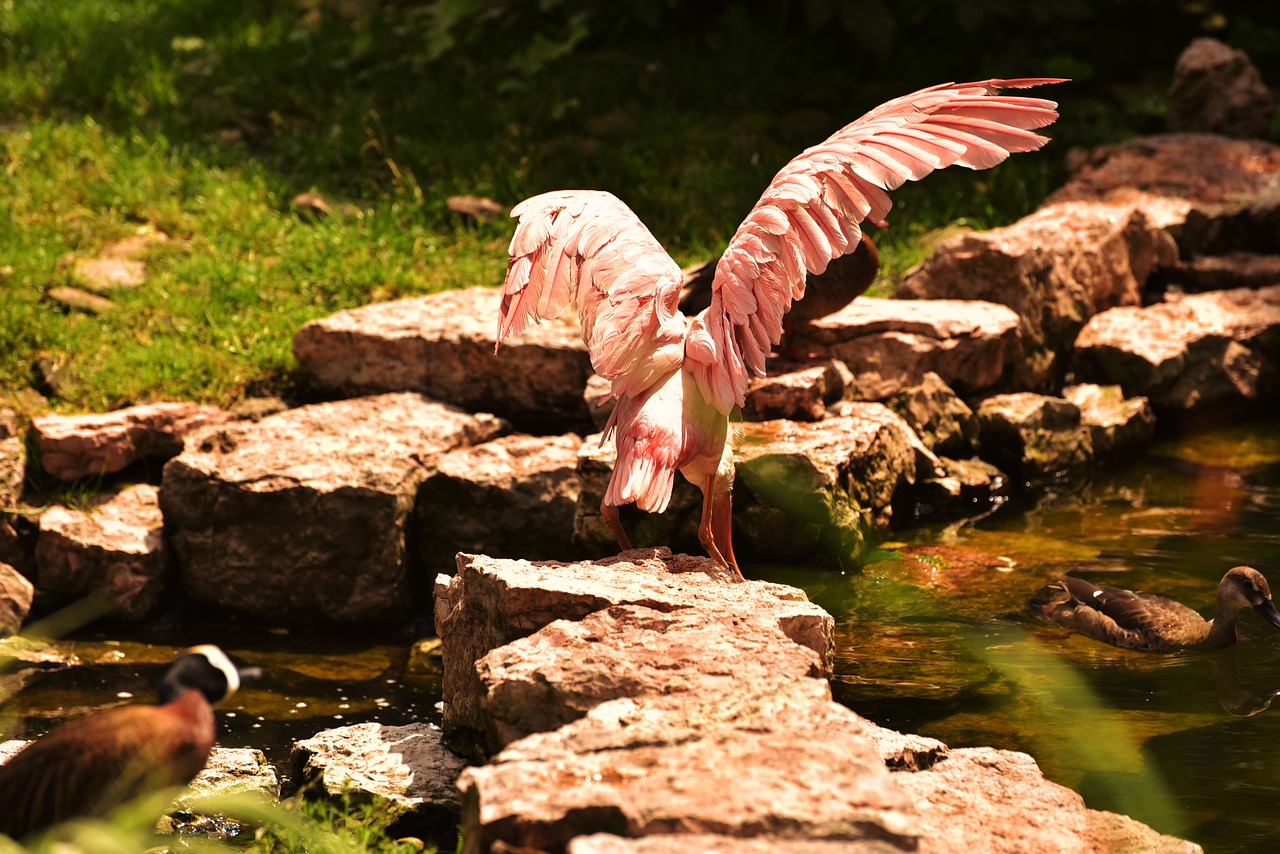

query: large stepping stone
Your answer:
[293,286,594,432]
[433,549,832,739]
[32,402,235,482]
[476,604,825,749]
[162,393,506,625]
[35,484,167,622]
[1072,285,1280,414]
[796,297,1023,399]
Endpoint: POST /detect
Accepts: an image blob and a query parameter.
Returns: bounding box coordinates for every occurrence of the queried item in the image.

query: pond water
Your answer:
[759,417,1280,854]
[2,418,1278,853]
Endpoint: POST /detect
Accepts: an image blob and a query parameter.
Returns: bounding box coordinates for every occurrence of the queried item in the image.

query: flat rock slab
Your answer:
[459,691,913,854]
[897,200,1177,390]
[797,297,1023,399]
[569,834,903,853]
[293,286,594,432]
[292,721,467,812]
[35,483,167,622]
[477,604,826,750]
[742,358,854,422]
[433,548,833,737]
[415,432,582,576]
[1072,285,1280,413]
[1063,383,1156,463]
[890,746,1200,854]
[177,747,280,809]
[976,393,1094,482]
[162,393,506,624]
[32,402,236,482]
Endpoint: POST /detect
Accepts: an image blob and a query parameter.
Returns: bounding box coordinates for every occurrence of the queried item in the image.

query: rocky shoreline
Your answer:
[4,47,1280,851]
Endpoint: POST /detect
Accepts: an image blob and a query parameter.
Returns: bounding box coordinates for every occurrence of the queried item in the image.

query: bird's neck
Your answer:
[1203,611,1240,650]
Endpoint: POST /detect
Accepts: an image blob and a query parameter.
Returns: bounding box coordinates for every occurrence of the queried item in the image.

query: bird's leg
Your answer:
[699,472,743,580]
[601,499,633,552]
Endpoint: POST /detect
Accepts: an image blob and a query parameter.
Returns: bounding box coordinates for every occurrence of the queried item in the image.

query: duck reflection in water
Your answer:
[1031,566,1280,652]
[1213,647,1280,717]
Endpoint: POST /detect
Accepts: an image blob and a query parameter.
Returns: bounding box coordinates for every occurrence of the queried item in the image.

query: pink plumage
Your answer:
[496,78,1065,578]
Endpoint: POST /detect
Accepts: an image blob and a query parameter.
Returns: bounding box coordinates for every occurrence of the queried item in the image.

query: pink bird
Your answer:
[495,78,1064,580]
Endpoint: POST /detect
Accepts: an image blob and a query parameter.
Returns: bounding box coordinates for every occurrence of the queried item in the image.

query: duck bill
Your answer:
[1254,600,1280,630]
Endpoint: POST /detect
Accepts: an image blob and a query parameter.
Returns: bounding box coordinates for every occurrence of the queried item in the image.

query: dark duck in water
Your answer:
[0,644,259,841]
[1031,566,1280,652]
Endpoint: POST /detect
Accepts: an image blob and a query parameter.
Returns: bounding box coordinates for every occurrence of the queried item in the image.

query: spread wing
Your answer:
[497,189,688,400]
[686,77,1065,413]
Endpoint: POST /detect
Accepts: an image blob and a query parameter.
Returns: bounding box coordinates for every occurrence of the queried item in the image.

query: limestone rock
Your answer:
[570,834,897,853]
[742,358,854,422]
[33,402,235,482]
[433,548,832,738]
[975,393,1094,482]
[1049,134,1280,257]
[734,405,920,564]
[1072,285,1280,414]
[184,747,280,803]
[883,371,978,456]
[796,297,1023,399]
[459,692,913,854]
[161,393,506,625]
[1063,384,1156,464]
[293,287,594,432]
[35,484,167,622]
[0,562,33,636]
[415,433,582,576]
[1168,37,1275,139]
[897,201,1176,390]
[888,746,1200,854]
[292,722,467,834]
[476,604,825,750]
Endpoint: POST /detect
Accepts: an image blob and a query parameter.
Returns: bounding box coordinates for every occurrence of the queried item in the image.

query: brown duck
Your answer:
[0,644,258,841]
[1032,566,1280,652]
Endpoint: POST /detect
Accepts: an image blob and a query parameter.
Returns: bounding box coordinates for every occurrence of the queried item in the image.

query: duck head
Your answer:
[1220,566,1280,630]
[159,645,262,706]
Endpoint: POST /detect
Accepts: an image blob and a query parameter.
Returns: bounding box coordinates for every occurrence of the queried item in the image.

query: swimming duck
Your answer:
[0,644,259,841]
[1031,566,1280,652]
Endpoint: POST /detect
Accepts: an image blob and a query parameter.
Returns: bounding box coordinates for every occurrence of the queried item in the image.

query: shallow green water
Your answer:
[764,419,1280,854]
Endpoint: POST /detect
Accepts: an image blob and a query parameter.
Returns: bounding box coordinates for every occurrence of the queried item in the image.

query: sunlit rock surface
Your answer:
[796,297,1023,399]
[35,484,167,622]
[415,432,582,576]
[161,392,506,624]
[184,747,280,803]
[1063,383,1156,463]
[476,604,825,750]
[1168,37,1275,138]
[1072,284,1280,414]
[293,286,594,432]
[32,402,235,482]
[444,551,1200,854]
[742,357,854,422]
[1048,133,1280,257]
[976,393,1094,482]
[433,549,832,739]
[896,201,1174,390]
[292,721,466,823]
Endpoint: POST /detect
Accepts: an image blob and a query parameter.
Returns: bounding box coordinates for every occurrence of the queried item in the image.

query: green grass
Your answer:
[0,0,1162,417]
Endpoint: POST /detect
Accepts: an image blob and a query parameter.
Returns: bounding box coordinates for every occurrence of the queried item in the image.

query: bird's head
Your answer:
[1221,566,1280,629]
[159,645,262,706]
